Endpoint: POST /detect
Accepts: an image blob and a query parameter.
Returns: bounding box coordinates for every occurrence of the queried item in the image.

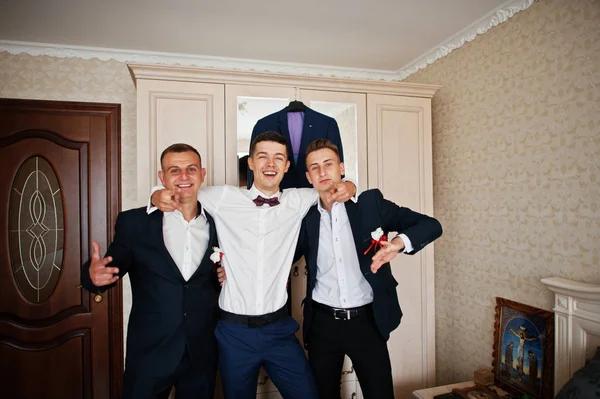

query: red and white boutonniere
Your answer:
[210,247,223,270]
[364,227,387,255]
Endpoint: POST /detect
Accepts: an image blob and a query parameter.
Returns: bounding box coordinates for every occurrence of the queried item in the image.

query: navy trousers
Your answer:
[215,316,318,399]
[123,350,215,399]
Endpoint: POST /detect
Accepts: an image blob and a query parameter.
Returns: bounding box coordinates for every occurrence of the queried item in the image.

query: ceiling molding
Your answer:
[128,63,440,98]
[396,0,536,80]
[0,40,400,82]
[0,1,535,82]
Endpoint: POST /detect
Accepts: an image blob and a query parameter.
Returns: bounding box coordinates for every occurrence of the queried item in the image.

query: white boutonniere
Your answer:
[371,227,384,241]
[364,227,387,255]
[210,247,224,265]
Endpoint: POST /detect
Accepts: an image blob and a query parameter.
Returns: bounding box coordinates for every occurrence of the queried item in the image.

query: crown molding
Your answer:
[128,63,440,98]
[396,0,536,80]
[0,40,400,82]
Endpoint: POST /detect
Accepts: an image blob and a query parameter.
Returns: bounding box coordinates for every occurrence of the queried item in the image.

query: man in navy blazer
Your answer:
[247,105,344,189]
[81,144,220,399]
[296,139,443,399]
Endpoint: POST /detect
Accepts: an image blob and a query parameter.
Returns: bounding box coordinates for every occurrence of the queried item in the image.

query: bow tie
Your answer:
[253,196,280,207]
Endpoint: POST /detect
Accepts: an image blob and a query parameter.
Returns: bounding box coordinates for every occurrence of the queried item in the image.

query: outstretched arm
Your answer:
[81,213,133,294]
[367,189,442,272]
[378,190,442,255]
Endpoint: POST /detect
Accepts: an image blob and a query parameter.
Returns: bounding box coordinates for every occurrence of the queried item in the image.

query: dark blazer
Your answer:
[297,189,442,349]
[81,205,220,377]
[247,106,344,189]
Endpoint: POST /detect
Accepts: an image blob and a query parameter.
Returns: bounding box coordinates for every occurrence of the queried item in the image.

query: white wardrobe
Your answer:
[129,63,438,399]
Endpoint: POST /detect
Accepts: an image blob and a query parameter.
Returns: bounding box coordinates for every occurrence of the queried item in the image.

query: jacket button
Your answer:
[184,312,188,317]
[184,284,189,289]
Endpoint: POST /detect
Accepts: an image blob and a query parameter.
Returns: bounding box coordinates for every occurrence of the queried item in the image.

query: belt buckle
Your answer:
[248,316,269,328]
[333,309,351,320]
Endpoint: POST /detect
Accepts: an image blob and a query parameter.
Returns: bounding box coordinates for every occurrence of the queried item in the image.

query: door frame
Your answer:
[0,98,124,398]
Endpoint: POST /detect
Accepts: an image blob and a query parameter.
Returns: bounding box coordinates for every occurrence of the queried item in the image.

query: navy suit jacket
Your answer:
[81,205,220,376]
[247,106,344,189]
[297,189,442,348]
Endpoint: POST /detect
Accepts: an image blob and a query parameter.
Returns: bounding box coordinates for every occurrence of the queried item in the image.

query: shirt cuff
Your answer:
[398,234,413,253]
[146,185,165,214]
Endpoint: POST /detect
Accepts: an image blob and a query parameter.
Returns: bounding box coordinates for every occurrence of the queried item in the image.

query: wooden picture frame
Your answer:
[492,297,554,399]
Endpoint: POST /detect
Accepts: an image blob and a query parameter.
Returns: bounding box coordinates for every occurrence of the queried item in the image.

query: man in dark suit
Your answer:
[81,144,220,399]
[297,139,443,399]
[247,105,344,189]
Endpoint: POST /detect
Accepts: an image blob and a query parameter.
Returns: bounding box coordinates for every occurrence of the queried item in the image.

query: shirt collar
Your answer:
[164,202,206,220]
[317,197,342,214]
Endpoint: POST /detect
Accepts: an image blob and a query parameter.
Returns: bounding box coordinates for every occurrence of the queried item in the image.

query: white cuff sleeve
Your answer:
[398,233,413,253]
[146,185,166,214]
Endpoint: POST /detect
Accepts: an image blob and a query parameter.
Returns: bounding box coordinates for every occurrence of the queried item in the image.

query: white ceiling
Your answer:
[0,0,518,71]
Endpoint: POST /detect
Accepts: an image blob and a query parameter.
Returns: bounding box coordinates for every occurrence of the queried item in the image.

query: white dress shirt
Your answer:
[312,200,413,309]
[150,185,318,315]
[162,207,209,281]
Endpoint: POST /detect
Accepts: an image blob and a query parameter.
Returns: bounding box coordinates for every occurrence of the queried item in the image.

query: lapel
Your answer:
[344,200,370,274]
[277,109,296,167]
[149,210,185,282]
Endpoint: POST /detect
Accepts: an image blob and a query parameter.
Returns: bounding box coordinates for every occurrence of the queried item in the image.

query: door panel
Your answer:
[367,94,435,396]
[0,99,122,399]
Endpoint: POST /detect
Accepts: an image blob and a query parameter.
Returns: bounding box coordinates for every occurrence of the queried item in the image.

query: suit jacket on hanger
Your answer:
[81,205,220,377]
[296,189,442,349]
[247,106,344,189]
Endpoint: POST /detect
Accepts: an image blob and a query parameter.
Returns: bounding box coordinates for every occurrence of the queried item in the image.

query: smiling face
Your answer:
[248,140,290,195]
[305,148,344,194]
[158,150,206,203]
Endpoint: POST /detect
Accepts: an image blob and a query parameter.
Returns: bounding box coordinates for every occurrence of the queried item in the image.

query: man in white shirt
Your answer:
[150,132,357,399]
[81,144,221,399]
[296,139,443,398]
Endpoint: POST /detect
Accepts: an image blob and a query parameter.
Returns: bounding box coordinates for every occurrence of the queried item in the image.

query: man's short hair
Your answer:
[249,131,288,156]
[160,143,202,168]
[305,139,340,161]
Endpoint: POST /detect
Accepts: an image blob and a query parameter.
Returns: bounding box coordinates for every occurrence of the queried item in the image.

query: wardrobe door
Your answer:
[225,84,295,186]
[367,94,435,397]
[136,79,225,200]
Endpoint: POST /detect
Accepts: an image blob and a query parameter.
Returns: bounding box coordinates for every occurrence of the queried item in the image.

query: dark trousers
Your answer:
[215,316,318,399]
[307,305,394,399]
[123,351,216,399]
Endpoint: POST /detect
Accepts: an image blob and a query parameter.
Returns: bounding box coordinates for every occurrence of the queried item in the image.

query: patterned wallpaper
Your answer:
[406,0,600,385]
[0,53,137,346]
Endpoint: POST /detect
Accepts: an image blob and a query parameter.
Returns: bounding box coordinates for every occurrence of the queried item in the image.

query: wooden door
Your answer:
[0,99,123,399]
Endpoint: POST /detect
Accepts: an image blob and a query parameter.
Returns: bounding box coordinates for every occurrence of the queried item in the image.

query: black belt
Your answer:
[219,306,288,328]
[312,301,371,320]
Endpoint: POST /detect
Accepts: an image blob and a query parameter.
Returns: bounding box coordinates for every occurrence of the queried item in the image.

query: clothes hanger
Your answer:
[287,88,305,112]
